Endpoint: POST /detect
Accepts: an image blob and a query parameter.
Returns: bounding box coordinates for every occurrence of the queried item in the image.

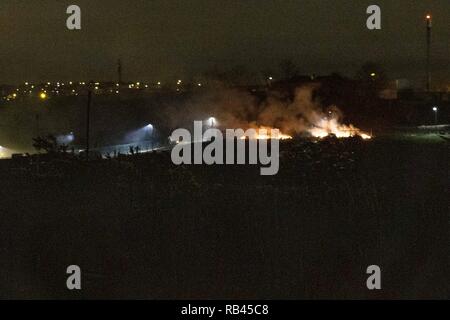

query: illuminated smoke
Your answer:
[175,84,371,139]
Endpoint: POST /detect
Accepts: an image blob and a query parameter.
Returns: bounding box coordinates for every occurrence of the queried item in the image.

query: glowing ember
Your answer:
[308,118,372,140]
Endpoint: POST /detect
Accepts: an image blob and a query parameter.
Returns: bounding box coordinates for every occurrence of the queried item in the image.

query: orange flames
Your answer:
[308,118,372,140]
[241,122,371,141]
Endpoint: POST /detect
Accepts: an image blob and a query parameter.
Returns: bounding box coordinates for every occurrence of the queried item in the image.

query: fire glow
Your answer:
[308,118,372,140]
[241,127,293,140]
[241,121,371,141]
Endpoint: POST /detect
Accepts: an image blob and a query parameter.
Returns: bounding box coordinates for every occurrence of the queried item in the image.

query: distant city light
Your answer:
[39,92,47,100]
[432,106,438,112]
[370,72,376,77]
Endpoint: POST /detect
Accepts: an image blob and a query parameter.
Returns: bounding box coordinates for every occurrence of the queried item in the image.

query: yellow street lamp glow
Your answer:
[370,73,376,77]
[39,92,47,100]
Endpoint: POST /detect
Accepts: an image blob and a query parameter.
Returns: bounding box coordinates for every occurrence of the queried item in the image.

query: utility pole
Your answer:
[35,114,40,136]
[86,90,92,160]
[426,14,432,92]
[117,58,123,85]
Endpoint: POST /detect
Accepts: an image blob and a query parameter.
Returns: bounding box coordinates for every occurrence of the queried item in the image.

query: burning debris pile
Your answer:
[180,84,371,140]
[308,118,372,140]
[252,85,372,140]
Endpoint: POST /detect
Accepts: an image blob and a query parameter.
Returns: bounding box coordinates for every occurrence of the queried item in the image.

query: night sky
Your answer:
[0,0,448,85]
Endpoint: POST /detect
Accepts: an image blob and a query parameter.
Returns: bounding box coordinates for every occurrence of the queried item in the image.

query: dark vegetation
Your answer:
[0,136,447,299]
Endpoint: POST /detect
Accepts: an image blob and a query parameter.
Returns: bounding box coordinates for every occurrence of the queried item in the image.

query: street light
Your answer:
[145,124,154,150]
[425,14,432,92]
[432,106,438,124]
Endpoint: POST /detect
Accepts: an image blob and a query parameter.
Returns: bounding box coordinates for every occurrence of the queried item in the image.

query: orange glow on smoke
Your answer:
[308,118,372,140]
[240,127,293,140]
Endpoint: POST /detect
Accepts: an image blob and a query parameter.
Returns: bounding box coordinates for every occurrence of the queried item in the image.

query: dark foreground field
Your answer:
[0,136,448,299]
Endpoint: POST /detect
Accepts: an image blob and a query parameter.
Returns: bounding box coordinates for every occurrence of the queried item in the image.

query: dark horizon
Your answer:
[1,0,449,86]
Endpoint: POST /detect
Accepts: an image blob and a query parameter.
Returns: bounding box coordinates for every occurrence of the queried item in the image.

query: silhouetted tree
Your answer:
[32,134,69,154]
